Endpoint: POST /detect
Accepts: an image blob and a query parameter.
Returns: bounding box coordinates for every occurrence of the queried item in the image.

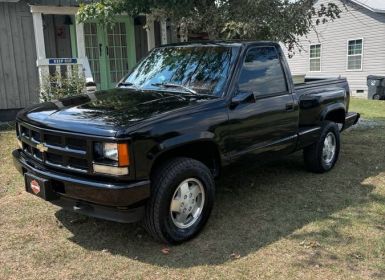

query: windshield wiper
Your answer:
[117,82,139,89]
[151,82,198,95]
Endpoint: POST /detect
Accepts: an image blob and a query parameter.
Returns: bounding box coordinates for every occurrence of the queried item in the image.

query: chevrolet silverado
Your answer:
[13,41,360,244]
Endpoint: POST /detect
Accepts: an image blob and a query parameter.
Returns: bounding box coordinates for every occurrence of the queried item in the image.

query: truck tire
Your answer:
[303,121,340,173]
[144,157,215,244]
[373,94,381,100]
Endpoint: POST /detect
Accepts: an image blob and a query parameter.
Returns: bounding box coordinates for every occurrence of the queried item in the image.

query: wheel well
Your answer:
[324,109,345,124]
[150,141,221,179]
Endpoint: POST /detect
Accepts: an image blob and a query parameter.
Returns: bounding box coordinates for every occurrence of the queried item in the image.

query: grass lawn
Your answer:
[0,99,385,279]
[350,98,385,121]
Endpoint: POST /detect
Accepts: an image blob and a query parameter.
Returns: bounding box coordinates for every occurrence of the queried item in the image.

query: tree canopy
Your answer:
[77,0,343,54]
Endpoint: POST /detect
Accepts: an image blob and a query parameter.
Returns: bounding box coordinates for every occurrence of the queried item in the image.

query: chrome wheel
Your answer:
[170,178,205,229]
[322,132,336,165]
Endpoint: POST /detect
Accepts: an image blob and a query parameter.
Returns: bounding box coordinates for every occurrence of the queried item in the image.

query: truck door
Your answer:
[226,45,299,158]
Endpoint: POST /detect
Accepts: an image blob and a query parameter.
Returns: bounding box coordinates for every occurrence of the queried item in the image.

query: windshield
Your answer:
[123,45,240,96]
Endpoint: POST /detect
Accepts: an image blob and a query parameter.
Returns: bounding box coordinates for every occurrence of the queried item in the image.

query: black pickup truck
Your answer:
[13,41,359,244]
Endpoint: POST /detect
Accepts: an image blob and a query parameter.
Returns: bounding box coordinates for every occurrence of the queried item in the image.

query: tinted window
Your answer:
[125,46,239,96]
[238,47,287,95]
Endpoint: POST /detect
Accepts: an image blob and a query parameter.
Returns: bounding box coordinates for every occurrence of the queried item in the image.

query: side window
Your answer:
[310,44,321,72]
[238,47,287,95]
[347,39,363,71]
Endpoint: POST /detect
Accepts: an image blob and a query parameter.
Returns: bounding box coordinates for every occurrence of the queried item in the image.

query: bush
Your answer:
[40,70,86,102]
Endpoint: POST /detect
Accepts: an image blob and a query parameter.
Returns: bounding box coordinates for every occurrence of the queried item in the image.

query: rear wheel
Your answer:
[144,157,215,244]
[303,121,340,173]
[373,94,381,100]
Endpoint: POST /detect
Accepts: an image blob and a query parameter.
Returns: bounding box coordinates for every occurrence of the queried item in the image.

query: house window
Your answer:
[347,39,363,70]
[310,44,321,72]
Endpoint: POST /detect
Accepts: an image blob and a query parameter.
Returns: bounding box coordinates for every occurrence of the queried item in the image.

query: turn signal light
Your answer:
[118,143,130,167]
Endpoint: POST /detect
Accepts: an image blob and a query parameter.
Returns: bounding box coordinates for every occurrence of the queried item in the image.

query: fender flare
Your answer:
[320,103,346,122]
[148,131,221,170]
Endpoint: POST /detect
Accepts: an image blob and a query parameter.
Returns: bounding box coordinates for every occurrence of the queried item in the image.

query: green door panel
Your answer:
[84,17,136,90]
[104,17,136,88]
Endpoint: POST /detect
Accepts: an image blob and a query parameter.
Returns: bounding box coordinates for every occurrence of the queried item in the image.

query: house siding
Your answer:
[285,0,385,98]
[0,0,39,112]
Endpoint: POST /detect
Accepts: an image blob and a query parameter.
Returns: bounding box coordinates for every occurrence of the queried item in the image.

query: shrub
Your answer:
[40,69,86,102]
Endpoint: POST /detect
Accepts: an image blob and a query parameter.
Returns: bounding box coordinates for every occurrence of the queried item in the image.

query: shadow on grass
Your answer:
[0,121,15,132]
[55,129,382,268]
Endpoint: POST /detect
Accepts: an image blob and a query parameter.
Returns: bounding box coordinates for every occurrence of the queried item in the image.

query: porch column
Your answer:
[31,11,47,98]
[73,16,93,83]
[31,12,46,60]
[146,14,156,51]
[74,17,86,58]
[160,18,168,45]
[179,21,188,42]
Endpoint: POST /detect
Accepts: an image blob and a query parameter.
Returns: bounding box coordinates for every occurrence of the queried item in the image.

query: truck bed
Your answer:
[295,77,347,92]
[294,77,350,127]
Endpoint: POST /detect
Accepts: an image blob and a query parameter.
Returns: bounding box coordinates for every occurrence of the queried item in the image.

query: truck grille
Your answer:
[17,122,90,173]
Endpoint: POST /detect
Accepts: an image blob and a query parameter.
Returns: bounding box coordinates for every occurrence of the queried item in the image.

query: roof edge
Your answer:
[349,0,385,14]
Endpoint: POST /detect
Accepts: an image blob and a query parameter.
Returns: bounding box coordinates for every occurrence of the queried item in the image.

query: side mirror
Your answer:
[230,91,255,109]
[85,81,97,93]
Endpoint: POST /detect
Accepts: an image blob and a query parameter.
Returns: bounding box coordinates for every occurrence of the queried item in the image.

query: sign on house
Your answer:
[48,58,78,65]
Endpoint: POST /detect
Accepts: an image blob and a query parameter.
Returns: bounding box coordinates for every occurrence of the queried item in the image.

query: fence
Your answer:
[36,57,96,94]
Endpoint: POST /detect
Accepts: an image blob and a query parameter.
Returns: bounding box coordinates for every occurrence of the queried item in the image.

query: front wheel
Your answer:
[144,157,215,244]
[303,121,340,173]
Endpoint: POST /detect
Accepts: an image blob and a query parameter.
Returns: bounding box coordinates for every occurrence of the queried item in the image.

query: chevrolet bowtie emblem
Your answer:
[36,143,48,153]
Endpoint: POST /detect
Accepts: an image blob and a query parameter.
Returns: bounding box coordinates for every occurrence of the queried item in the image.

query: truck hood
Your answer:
[17,88,208,137]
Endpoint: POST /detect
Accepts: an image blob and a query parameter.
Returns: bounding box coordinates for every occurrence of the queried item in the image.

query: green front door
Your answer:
[84,17,136,90]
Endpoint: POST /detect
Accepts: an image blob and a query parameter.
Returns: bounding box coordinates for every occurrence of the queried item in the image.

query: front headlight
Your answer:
[103,143,119,161]
[94,142,130,169]
[93,142,130,176]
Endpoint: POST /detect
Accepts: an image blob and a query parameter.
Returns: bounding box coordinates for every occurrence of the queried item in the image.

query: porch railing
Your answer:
[36,58,97,94]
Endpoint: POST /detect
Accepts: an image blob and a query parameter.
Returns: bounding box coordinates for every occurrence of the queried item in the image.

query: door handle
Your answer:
[99,44,103,56]
[285,103,294,111]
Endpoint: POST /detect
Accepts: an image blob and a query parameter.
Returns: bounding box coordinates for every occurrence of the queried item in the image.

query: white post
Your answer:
[146,14,156,51]
[32,12,46,60]
[32,12,48,100]
[160,18,168,45]
[179,21,188,42]
[75,18,86,58]
[74,17,92,87]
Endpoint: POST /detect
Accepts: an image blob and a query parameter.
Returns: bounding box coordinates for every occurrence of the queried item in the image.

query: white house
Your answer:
[0,0,176,121]
[286,0,385,98]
